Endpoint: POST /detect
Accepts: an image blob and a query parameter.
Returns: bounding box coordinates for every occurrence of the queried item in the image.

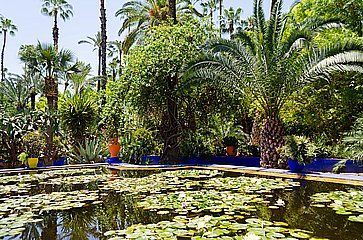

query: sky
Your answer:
[0,0,294,75]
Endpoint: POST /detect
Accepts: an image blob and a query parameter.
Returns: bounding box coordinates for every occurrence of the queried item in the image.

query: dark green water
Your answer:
[1,169,362,240]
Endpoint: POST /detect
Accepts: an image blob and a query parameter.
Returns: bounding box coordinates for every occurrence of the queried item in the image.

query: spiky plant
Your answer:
[188,0,363,168]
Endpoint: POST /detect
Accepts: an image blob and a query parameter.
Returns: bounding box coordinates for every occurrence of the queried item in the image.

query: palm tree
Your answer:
[218,0,223,36]
[188,0,363,168]
[0,17,17,81]
[100,0,107,89]
[220,7,243,37]
[116,0,189,48]
[115,0,169,38]
[0,74,30,111]
[19,45,44,110]
[108,39,134,77]
[201,0,218,26]
[41,0,73,49]
[26,42,77,163]
[78,32,102,91]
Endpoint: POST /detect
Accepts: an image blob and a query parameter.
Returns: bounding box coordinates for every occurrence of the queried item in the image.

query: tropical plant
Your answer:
[278,135,315,164]
[78,33,103,91]
[41,0,73,48]
[59,94,97,144]
[115,0,190,48]
[117,22,206,163]
[187,0,363,168]
[293,0,363,37]
[64,62,95,94]
[21,130,46,158]
[121,128,162,164]
[0,16,17,81]
[70,139,104,163]
[0,75,30,111]
[220,7,243,37]
[0,111,34,165]
[24,42,77,163]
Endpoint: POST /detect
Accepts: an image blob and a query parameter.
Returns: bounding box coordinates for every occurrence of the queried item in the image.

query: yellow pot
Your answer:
[28,158,39,169]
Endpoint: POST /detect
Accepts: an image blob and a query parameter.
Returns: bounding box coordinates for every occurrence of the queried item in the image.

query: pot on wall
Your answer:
[27,158,39,169]
[226,146,237,156]
[108,138,121,157]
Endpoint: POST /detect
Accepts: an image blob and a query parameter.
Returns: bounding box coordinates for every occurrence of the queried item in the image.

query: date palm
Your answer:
[41,0,73,49]
[78,32,102,90]
[116,0,188,48]
[0,17,17,81]
[188,0,363,168]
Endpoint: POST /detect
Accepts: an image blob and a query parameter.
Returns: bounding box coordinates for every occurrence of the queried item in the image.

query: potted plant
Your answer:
[21,131,46,168]
[101,105,121,158]
[279,135,314,172]
[222,136,239,156]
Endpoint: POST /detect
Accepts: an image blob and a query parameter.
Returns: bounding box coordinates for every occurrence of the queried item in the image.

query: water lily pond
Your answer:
[0,168,362,239]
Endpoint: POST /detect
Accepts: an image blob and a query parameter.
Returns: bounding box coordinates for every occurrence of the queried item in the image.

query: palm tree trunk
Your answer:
[97,47,101,91]
[52,12,59,111]
[260,115,286,169]
[1,30,7,81]
[53,12,59,49]
[118,50,122,76]
[219,0,223,37]
[251,110,262,146]
[30,90,36,111]
[100,0,107,89]
[168,0,177,24]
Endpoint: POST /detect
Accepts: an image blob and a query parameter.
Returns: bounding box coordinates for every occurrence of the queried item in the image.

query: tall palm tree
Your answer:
[0,17,17,81]
[201,0,218,26]
[116,0,169,38]
[188,0,363,168]
[41,0,73,49]
[116,0,189,48]
[26,42,77,163]
[220,7,243,37]
[78,32,102,91]
[100,0,107,89]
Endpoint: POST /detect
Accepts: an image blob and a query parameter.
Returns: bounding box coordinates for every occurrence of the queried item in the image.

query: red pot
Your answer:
[108,138,121,157]
[226,146,237,156]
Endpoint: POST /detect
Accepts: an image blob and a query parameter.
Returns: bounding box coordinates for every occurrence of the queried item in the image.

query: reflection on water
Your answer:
[2,169,363,240]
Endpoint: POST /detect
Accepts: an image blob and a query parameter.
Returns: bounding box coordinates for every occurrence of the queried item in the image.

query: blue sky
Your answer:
[1,0,294,75]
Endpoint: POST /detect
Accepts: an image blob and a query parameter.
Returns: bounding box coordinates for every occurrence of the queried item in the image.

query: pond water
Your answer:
[0,167,362,240]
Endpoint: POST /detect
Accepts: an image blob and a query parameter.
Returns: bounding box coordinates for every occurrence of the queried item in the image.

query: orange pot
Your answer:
[108,138,121,157]
[226,146,237,156]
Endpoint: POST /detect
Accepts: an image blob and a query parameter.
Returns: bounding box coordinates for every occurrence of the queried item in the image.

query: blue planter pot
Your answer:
[53,157,66,166]
[288,159,305,172]
[106,157,122,164]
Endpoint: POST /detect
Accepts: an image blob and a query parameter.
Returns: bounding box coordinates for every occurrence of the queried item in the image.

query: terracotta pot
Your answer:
[28,158,39,169]
[108,138,121,157]
[226,146,237,156]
